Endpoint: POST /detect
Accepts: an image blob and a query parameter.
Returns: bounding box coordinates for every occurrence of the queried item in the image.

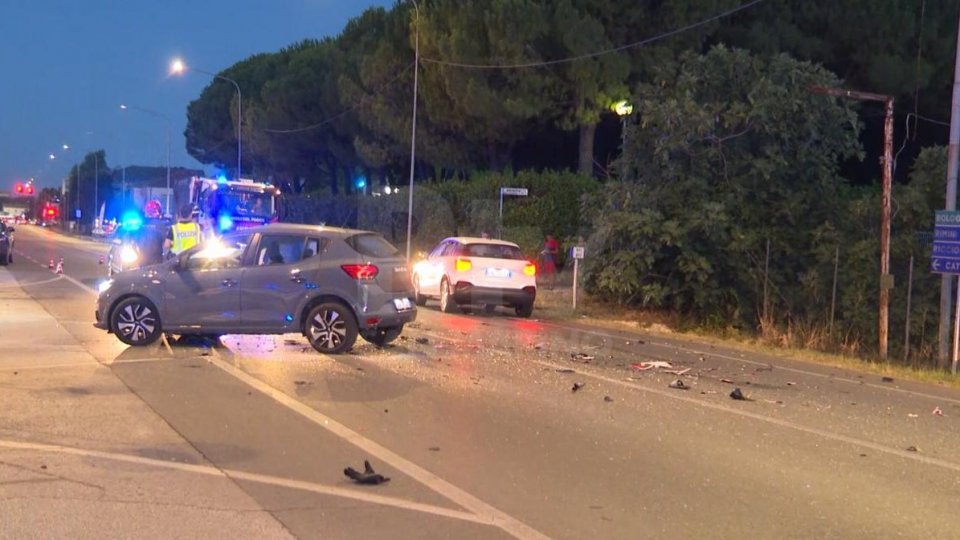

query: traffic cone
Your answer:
[55,258,64,275]
[47,259,54,269]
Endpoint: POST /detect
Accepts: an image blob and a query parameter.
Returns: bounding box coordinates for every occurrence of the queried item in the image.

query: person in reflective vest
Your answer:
[165,204,202,255]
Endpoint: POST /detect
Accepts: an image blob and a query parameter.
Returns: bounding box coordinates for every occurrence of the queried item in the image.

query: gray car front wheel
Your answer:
[111,296,162,346]
[306,302,358,354]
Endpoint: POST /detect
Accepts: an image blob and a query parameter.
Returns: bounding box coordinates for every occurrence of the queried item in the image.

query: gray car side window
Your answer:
[303,237,326,259]
[184,233,250,270]
[256,235,307,266]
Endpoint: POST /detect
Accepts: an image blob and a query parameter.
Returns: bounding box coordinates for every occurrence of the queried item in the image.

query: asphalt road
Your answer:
[5,224,960,539]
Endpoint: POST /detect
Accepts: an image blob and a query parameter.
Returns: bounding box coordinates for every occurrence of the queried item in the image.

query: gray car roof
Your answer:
[238,223,375,239]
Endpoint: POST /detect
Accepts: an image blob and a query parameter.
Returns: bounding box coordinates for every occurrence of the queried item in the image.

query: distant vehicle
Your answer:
[0,222,15,265]
[94,223,416,353]
[176,176,282,235]
[412,237,537,317]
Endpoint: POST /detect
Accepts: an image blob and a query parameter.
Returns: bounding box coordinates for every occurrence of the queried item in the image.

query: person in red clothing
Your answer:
[540,235,560,290]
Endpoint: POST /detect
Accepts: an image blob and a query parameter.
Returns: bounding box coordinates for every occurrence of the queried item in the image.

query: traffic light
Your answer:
[25,184,34,195]
[13,182,23,195]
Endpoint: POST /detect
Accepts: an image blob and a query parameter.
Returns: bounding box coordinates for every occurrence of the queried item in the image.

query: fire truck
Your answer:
[176,176,282,234]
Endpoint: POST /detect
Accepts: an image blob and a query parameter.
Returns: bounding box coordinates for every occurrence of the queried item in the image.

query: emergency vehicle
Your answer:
[178,176,281,234]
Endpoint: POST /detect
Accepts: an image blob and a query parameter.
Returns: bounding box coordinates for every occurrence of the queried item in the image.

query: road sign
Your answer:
[571,246,585,259]
[500,187,528,196]
[932,210,960,274]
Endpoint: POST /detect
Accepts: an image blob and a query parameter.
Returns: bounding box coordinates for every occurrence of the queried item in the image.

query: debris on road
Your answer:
[604,396,614,402]
[933,406,944,416]
[631,361,673,371]
[415,337,430,345]
[344,460,390,485]
[40,464,47,470]
[668,379,688,390]
[720,378,735,384]
[881,376,895,383]
[663,368,691,376]
[908,413,919,418]
[729,388,750,401]
[786,382,797,386]
[556,368,576,374]
[906,446,919,452]
[284,339,299,345]
[429,447,440,452]
[572,382,585,392]
[534,343,546,350]
[570,353,595,363]
[294,380,310,386]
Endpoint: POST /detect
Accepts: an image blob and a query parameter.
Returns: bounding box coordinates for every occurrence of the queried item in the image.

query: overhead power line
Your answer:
[420,0,767,70]
[262,62,414,134]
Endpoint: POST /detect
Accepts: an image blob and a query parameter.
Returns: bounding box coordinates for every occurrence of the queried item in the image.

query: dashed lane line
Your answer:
[0,438,491,526]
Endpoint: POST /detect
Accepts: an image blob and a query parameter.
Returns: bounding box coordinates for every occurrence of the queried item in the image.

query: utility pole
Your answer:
[939,11,960,369]
[811,85,894,360]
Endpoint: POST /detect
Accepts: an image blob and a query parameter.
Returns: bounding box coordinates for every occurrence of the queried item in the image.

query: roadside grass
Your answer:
[533,275,960,390]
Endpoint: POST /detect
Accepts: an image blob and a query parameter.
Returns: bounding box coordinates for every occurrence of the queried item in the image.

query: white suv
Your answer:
[412,237,537,317]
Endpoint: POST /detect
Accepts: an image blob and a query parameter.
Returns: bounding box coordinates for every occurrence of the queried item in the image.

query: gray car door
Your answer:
[162,234,251,329]
[240,234,323,331]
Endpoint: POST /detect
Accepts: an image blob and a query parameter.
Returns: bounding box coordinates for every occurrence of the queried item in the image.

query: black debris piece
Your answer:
[571,353,595,363]
[415,337,430,345]
[604,396,614,402]
[294,380,308,386]
[344,460,390,485]
[668,379,688,390]
[881,376,895,383]
[729,388,749,401]
[556,368,576,374]
[572,382,585,393]
[906,446,919,452]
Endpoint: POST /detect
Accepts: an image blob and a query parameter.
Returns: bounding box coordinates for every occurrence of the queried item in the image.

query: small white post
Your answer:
[572,258,579,311]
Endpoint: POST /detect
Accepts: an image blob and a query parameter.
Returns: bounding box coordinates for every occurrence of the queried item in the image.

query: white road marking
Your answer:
[530,357,960,473]
[0,438,489,526]
[469,314,960,406]
[208,356,550,540]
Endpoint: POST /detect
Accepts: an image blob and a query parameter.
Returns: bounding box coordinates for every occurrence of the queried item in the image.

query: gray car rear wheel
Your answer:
[306,302,358,354]
[111,296,162,346]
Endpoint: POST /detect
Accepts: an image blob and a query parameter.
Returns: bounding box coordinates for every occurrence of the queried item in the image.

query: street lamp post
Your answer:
[170,59,242,179]
[405,0,420,262]
[121,104,172,214]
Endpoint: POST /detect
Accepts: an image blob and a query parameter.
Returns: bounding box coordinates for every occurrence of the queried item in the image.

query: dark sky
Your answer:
[0,0,393,190]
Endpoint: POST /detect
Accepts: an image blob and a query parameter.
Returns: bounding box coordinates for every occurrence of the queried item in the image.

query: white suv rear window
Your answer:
[462,243,523,260]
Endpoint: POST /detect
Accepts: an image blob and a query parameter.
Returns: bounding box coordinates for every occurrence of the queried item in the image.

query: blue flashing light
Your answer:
[121,211,143,231]
[284,314,294,322]
[355,176,367,190]
[218,214,234,231]
[217,174,228,183]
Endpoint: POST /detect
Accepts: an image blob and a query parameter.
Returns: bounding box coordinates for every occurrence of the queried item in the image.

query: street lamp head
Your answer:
[62,144,69,150]
[48,154,56,160]
[119,104,127,110]
[170,58,186,75]
[611,100,634,117]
